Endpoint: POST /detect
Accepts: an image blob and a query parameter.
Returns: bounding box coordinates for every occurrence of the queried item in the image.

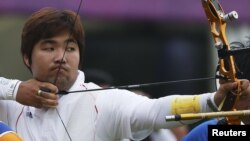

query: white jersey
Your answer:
[0,71,213,141]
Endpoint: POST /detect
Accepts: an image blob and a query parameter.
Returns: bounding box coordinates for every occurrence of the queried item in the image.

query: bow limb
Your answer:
[202,0,241,124]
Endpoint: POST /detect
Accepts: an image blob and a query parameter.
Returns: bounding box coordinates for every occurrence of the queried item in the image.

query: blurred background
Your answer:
[1,0,250,98]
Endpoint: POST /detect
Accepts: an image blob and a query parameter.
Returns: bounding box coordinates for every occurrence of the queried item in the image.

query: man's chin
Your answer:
[43,76,71,91]
[55,79,70,91]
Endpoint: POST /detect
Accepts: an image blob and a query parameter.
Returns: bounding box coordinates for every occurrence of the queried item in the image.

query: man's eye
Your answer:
[43,47,54,51]
[66,42,78,52]
[66,47,75,52]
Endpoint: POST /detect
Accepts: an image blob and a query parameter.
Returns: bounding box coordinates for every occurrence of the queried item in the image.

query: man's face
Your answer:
[24,32,80,91]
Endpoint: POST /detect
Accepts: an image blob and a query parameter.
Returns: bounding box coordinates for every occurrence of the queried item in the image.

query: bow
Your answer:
[201,0,241,125]
[165,0,250,124]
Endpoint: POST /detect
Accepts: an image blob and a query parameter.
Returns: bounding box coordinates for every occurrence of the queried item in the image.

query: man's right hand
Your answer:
[16,79,59,108]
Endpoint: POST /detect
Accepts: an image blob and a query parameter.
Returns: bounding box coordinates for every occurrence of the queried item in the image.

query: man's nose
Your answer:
[54,49,66,63]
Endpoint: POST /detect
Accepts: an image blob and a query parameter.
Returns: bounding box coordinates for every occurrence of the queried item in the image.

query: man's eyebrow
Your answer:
[66,38,77,43]
[40,39,56,44]
[40,38,77,44]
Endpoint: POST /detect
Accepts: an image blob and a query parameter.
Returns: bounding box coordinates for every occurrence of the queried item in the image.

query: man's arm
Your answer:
[0,77,59,108]
[0,77,20,100]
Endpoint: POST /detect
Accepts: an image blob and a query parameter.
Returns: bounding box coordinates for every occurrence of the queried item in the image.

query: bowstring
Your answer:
[53,0,83,141]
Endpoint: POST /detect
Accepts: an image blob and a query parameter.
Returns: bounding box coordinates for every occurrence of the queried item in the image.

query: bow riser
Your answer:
[202,0,241,125]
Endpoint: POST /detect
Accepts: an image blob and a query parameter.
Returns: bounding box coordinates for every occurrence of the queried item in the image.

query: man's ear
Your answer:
[23,55,31,67]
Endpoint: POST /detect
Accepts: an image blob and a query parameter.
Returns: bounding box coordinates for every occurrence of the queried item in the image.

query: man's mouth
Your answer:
[51,65,68,73]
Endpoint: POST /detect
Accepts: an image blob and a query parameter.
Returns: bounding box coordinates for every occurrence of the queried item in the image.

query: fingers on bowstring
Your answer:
[41,99,58,108]
[39,82,59,94]
[40,90,59,101]
[35,89,59,108]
